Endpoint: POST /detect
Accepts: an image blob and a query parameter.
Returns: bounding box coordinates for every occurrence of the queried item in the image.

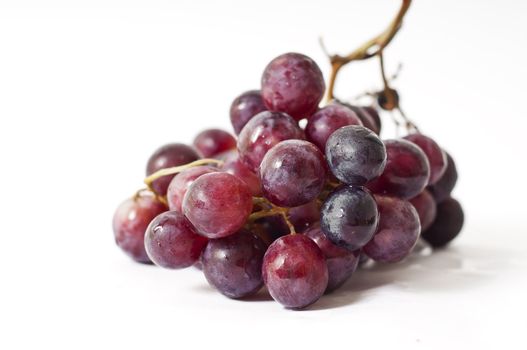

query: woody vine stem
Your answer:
[321,0,417,131]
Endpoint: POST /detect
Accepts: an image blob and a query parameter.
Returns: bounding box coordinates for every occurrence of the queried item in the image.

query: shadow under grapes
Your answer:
[307,243,507,311]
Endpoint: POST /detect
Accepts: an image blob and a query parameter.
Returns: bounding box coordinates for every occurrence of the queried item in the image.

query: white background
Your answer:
[1,0,526,349]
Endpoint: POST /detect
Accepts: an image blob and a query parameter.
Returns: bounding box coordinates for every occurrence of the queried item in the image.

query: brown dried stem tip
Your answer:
[323,0,412,102]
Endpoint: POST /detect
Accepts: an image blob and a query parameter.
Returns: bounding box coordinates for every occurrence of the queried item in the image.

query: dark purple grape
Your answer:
[422,197,464,248]
[262,234,328,309]
[363,195,421,263]
[261,52,325,121]
[344,104,381,135]
[321,186,379,251]
[325,125,386,186]
[167,166,217,212]
[230,90,267,135]
[305,225,360,293]
[146,143,200,196]
[202,230,267,299]
[260,140,326,207]
[305,103,363,152]
[367,139,430,199]
[409,189,437,232]
[428,152,458,203]
[237,111,304,172]
[112,195,167,263]
[288,201,320,233]
[182,172,253,239]
[404,133,447,185]
[193,129,236,158]
[144,211,208,269]
[221,155,262,196]
[252,215,290,244]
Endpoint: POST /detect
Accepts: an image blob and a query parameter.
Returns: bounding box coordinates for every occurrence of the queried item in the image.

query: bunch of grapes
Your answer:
[112,52,464,310]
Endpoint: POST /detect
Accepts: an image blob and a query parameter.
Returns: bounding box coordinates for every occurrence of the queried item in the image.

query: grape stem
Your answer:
[133,187,168,206]
[249,197,297,235]
[143,158,224,189]
[323,0,412,102]
[378,52,420,132]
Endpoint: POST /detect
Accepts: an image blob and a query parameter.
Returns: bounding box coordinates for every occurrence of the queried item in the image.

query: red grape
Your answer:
[166,166,217,212]
[305,103,363,152]
[263,234,328,309]
[237,111,304,172]
[288,201,320,233]
[202,230,266,299]
[182,172,253,239]
[230,90,267,134]
[345,104,381,135]
[362,106,382,133]
[260,140,326,207]
[193,129,236,158]
[305,225,360,293]
[409,189,437,232]
[144,211,208,269]
[363,195,421,263]
[261,52,325,120]
[112,195,167,263]
[404,133,447,185]
[221,155,262,196]
[367,139,430,199]
[146,143,200,196]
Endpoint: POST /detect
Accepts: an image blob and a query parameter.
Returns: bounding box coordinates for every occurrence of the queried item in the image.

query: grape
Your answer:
[221,155,262,196]
[167,166,217,212]
[146,143,200,196]
[262,234,328,309]
[305,225,360,293]
[260,140,326,207]
[202,230,267,299]
[193,260,203,271]
[305,103,363,151]
[321,186,379,251]
[182,172,253,239]
[325,125,386,185]
[288,201,320,233]
[345,104,381,135]
[422,197,464,248]
[363,195,421,263]
[261,52,325,121]
[428,152,458,203]
[404,133,447,185]
[362,106,382,133]
[112,195,167,263]
[237,111,304,172]
[193,129,236,158]
[409,189,437,232]
[230,90,267,135]
[367,139,430,199]
[144,211,208,269]
[358,252,371,267]
[252,215,290,244]
[212,149,238,162]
